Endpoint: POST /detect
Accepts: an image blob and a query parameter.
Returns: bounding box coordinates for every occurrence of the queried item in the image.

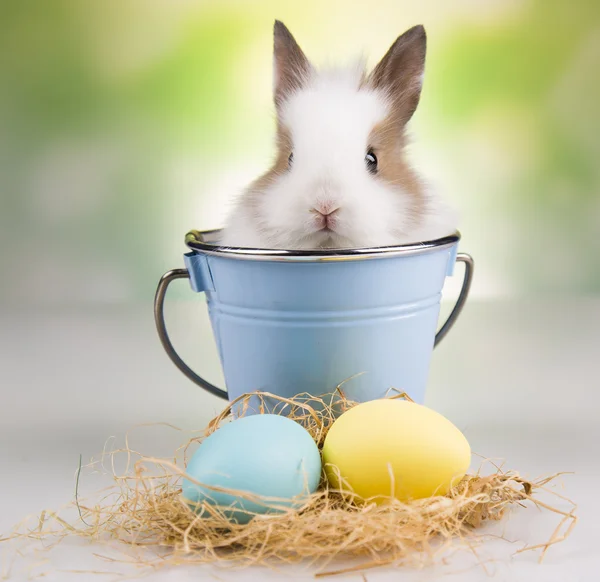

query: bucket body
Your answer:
[181,237,460,405]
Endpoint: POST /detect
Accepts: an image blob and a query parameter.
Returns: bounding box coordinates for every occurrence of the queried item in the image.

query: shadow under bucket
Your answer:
[155,230,473,409]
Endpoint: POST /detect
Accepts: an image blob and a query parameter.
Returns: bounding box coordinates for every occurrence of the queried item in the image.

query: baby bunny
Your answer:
[220,21,457,250]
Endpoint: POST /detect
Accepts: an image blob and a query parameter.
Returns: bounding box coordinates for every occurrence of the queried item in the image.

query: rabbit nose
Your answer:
[310,205,340,230]
[312,201,340,216]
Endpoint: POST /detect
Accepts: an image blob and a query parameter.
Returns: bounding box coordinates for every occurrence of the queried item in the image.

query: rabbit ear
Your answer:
[368,25,426,124]
[273,20,312,109]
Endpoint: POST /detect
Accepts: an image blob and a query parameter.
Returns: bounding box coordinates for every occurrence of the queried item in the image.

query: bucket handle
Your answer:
[154,269,228,400]
[154,253,473,396]
[434,253,474,347]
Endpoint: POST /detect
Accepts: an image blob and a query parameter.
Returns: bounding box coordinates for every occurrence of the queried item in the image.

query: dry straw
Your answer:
[4,391,577,577]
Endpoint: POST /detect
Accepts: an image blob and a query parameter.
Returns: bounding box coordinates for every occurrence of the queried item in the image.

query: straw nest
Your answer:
[4,392,576,577]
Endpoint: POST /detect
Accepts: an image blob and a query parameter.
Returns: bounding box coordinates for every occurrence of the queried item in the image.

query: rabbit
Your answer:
[220,21,458,250]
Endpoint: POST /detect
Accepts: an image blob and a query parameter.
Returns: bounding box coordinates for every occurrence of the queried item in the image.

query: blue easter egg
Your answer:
[182,414,322,523]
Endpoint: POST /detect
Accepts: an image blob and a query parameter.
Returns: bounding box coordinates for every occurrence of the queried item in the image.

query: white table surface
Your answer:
[1,299,599,581]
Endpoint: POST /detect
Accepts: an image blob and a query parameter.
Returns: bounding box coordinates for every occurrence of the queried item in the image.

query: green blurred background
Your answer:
[1,0,599,305]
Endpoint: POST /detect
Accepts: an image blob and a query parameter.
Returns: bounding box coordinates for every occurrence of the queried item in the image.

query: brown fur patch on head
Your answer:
[249,122,292,197]
[237,120,293,242]
[368,118,425,226]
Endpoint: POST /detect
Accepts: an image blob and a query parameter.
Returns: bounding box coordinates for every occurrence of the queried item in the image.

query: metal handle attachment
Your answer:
[434,253,474,347]
[154,269,228,400]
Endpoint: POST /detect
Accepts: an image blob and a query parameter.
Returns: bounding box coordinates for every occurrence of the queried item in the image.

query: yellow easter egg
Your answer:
[322,399,471,502]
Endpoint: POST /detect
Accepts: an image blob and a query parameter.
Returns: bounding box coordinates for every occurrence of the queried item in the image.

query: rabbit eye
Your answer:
[365,149,378,174]
[288,152,294,168]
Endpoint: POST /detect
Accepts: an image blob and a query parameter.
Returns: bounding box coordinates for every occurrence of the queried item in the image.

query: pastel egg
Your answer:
[322,399,470,502]
[182,414,321,523]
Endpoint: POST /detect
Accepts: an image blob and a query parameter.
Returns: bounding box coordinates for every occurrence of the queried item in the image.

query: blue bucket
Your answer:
[155,230,473,407]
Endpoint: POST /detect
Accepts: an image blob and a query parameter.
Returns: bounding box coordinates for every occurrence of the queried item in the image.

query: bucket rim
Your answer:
[185,229,461,262]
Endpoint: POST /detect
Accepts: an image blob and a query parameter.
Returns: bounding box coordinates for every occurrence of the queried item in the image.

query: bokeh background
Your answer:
[1,0,599,305]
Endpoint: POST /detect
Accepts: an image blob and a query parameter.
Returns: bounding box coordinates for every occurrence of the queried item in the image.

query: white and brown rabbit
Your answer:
[221,21,457,250]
